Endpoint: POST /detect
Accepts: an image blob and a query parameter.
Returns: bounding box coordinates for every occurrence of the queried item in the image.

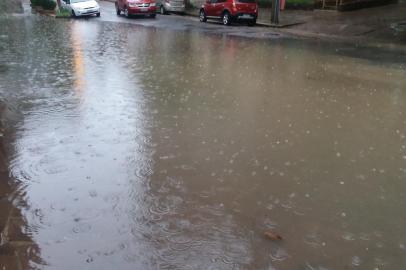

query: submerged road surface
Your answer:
[74,0,292,40]
[1,6,406,270]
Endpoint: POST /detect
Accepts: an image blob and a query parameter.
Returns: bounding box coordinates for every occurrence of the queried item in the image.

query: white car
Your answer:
[61,0,100,17]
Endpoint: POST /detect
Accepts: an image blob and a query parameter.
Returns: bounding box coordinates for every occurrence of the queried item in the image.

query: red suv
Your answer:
[199,0,257,26]
[115,0,157,18]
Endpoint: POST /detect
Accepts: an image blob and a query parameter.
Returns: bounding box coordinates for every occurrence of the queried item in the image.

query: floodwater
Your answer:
[1,14,406,270]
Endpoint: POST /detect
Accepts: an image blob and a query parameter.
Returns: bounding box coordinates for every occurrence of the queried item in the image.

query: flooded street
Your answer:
[1,12,406,270]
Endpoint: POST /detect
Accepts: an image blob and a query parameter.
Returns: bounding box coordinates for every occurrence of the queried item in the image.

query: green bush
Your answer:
[31,0,56,10]
[257,0,270,7]
[41,0,56,10]
[287,0,315,9]
[30,0,40,6]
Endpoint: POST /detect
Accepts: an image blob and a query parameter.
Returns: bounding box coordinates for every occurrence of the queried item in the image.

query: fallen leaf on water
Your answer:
[264,230,282,241]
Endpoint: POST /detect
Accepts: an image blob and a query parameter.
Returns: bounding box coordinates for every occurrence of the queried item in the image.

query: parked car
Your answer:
[199,0,257,26]
[156,0,185,15]
[61,0,100,17]
[115,0,157,18]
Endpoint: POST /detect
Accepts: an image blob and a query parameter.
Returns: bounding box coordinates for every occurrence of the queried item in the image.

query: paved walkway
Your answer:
[257,2,406,45]
[186,1,406,46]
[0,0,23,14]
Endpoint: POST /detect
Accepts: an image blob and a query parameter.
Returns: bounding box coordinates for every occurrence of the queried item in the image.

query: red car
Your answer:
[115,0,157,18]
[199,0,257,26]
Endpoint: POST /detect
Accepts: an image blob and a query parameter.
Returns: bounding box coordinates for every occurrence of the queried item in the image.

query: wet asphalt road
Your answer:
[79,0,288,39]
[1,3,406,270]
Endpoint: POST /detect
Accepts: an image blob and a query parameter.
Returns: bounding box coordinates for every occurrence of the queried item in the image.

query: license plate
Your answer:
[140,7,148,11]
[240,14,252,19]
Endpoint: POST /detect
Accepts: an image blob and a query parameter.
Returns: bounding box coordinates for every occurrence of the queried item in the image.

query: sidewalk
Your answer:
[186,1,405,46]
[0,0,23,14]
[256,2,406,45]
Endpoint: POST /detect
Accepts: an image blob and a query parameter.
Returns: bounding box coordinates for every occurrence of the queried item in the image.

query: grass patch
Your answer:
[56,7,71,17]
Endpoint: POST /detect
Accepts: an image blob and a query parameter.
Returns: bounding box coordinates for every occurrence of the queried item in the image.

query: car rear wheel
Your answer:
[199,9,207,22]
[222,11,231,26]
[160,6,167,15]
[150,13,156,18]
[115,3,120,15]
[96,12,100,17]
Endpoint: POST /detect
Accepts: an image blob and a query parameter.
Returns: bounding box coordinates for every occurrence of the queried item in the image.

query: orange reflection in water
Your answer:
[70,23,86,95]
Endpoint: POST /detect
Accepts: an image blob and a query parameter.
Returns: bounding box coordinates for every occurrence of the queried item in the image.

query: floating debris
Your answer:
[264,230,283,241]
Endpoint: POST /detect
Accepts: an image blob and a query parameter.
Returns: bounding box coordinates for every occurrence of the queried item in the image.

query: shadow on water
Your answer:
[0,102,44,269]
[0,15,74,269]
[0,16,44,268]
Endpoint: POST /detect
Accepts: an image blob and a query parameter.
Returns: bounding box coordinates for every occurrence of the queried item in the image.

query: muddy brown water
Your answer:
[1,15,406,270]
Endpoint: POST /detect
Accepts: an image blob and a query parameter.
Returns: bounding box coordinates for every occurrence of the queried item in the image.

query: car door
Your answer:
[213,0,225,17]
[205,0,216,17]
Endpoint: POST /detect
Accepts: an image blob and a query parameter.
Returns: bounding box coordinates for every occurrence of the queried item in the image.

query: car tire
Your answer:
[115,3,121,15]
[199,9,207,22]
[124,7,129,18]
[150,13,156,18]
[71,10,77,18]
[96,12,100,17]
[160,6,167,15]
[222,11,231,26]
